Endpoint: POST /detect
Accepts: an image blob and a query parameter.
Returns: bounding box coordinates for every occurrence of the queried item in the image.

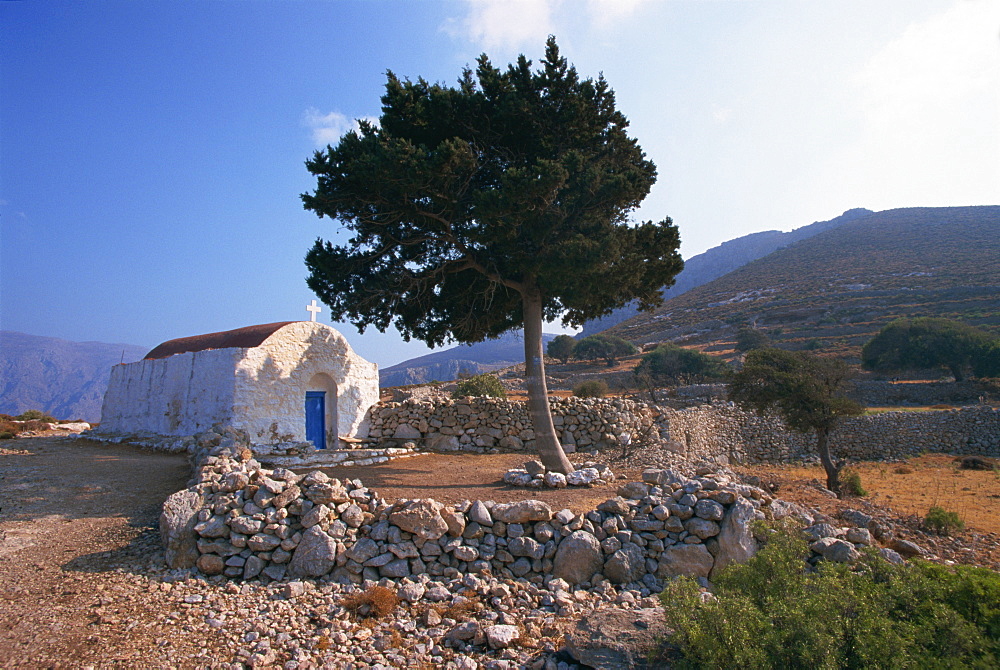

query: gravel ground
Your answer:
[3,434,998,669]
[0,437,646,669]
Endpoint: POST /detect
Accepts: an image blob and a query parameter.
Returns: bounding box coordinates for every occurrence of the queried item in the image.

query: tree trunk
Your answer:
[522,289,574,474]
[815,427,842,495]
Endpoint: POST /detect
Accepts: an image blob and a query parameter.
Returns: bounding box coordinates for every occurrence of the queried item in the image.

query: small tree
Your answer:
[862,317,995,382]
[573,334,637,366]
[728,349,863,494]
[734,326,771,353]
[635,343,728,385]
[546,334,577,365]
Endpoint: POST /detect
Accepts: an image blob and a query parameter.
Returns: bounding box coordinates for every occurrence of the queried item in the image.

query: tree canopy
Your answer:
[861,318,995,382]
[573,334,637,366]
[734,326,771,353]
[302,37,683,473]
[728,349,862,493]
[546,334,577,364]
[635,343,729,384]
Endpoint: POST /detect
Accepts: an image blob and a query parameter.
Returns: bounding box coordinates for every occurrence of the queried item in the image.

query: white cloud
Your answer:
[444,0,650,53]
[585,0,647,28]
[302,107,379,147]
[443,0,557,53]
[710,103,733,125]
[831,0,999,208]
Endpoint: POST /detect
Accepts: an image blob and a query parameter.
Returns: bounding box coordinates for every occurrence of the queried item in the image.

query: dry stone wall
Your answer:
[164,444,773,589]
[368,397,1000,464]
[368,397,657,454]
[660,404,1000,463]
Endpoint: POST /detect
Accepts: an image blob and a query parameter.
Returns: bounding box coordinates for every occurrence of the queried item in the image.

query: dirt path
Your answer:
[327,451,643,512]
[0,437,200,668]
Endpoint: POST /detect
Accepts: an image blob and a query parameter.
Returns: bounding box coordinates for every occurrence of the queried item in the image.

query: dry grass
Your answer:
[341,586,399,620]
[738,454,1000,534]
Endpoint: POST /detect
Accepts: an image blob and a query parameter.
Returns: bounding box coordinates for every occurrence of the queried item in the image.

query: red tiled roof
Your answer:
[144,322,298,360]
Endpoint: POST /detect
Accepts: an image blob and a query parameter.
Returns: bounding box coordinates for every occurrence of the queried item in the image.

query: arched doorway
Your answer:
[305,373,338,449]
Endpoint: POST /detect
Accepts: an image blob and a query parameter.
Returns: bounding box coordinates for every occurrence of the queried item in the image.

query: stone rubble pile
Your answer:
[501,461,615,488]
[151,563,666,669]
[165,441,906,593]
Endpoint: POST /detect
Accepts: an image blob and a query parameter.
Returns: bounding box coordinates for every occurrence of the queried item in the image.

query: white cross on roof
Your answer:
[306,299,322,322]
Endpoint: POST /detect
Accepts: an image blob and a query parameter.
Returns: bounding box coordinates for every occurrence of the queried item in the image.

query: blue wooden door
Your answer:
[305,391,326,449]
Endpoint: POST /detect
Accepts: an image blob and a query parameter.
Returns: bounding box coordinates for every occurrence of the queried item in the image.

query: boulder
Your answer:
[603,542,646,584]
[523,460,545,476]
[693,499,725,521]
[344,537,380,563]
[196,553,225,576]
[160,488,204,569]
[287,526,338,578]
[306,482,349,505]
[710,496,758,578]
[564,607,668,669]
[566,468,601,486]
[810,537,860,564]
[684,517,720,540]
[491,500,552,524]
[392,424,421,440]
[484,624,520,650]
[657,543,714,580]
[617,482,650,499]
[389,499,449,540]
[468,500,493,526]
[889,538,926,558]
[553,530,603,585]
[544,471,567,488]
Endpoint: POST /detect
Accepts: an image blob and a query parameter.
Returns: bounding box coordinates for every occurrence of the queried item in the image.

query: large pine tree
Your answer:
[302,38,683,473]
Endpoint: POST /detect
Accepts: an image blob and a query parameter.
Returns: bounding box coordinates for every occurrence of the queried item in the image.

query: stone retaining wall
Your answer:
[368,396,1000,464]
[164,447,773,589]
[367,397,657,454]
[660,404,1000,463]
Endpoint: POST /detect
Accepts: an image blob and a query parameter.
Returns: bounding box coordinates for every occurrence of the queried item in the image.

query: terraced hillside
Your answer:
[607,206,1000,362]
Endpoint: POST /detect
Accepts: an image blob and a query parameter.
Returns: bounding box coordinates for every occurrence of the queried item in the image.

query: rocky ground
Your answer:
[1,436,998,669]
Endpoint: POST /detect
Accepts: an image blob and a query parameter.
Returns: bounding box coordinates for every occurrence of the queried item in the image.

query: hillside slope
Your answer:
[380,331,557,387]
[0,331,147,422]
[607,206,1000,359]
[579,208,873,336]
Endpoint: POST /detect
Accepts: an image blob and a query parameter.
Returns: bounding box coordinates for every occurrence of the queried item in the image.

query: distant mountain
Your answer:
[0,331,147,422]
[607,206,1000,358]
[380,331,558,387]
[579,208,873,337]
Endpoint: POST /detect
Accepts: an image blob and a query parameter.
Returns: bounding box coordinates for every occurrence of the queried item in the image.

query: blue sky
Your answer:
[2,0,997,368]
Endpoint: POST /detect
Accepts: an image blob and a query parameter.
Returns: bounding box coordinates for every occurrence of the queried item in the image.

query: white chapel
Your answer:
[97,321,379,448]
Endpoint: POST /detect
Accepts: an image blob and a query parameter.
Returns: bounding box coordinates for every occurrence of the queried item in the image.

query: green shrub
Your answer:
[924,505,964,535]
[658,525,1000,668]
[734,326,771,353]
[840,469,867,496]
[572,379,609,398]
[451,373,506,399]
[635,343,728,384]
[16,409,55,422]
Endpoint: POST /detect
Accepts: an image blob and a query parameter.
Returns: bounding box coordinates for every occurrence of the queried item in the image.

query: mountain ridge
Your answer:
[578,208,873,337]
[0,331,147,422]
[607,205,1000,357]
